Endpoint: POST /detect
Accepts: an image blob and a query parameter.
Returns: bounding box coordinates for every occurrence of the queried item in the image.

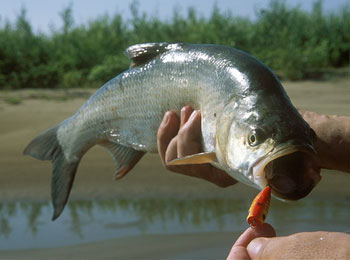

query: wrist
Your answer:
[300,110,350,173]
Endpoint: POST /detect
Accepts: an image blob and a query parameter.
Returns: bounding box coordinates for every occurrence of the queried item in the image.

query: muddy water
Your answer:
[1,192,349,251]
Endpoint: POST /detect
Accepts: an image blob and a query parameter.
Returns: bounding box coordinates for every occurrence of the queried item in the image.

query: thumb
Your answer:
[226,223,276,260]
[246,237,270,259]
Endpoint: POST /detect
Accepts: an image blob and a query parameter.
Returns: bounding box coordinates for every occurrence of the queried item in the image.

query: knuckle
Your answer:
[164,152,176,164]
[157,125,168,140]
[177,126,189,141]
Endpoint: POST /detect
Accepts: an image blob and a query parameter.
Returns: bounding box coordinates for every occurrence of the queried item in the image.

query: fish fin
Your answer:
[100,142,145,180]
[24,126,79,221]
[125,42,183,67]
[23,126,60,160]
[167,152,218,166]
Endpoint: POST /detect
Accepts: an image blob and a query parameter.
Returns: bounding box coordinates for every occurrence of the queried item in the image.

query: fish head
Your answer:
[216,100,321,201]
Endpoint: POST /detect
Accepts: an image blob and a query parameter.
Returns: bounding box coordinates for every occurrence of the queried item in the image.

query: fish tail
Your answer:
[23,125,79,221]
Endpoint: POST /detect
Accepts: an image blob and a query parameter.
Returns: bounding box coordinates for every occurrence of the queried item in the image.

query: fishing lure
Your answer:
[246,186,271,228]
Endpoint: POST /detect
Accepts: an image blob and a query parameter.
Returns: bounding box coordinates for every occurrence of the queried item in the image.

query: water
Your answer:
[1,197,349,250]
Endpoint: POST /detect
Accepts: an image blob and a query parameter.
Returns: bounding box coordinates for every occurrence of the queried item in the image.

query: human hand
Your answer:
[157,106,237,187]
[299,110,350,173]
[226,223,276,260]
[157,107,350,189]
[227,224,350,260]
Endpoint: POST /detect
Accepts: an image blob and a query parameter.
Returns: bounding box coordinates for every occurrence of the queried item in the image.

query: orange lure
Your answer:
[246,186,271,228]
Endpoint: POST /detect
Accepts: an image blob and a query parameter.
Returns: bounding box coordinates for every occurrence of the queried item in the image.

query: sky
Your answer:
[0,0,348,33]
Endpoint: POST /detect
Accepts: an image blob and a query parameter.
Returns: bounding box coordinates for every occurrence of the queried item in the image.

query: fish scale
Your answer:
[24,42,320,220]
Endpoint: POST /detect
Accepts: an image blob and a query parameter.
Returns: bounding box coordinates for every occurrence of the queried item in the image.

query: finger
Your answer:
[249,232,350,259]
[157,111,180,165]
[207,168,238,187]
[177,110,202,157]
[226,245,250,260]
[226,223,276,260]
[180,106,194,128]
[165,136,178,164]
[234,223,276,248]
[227,226,255,260]
[246,237,269,259]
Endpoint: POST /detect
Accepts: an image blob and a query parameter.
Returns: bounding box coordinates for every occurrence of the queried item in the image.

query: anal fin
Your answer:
[100,141,145,180]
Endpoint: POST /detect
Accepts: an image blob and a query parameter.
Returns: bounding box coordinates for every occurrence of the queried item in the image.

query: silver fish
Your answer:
[24,42,321,220]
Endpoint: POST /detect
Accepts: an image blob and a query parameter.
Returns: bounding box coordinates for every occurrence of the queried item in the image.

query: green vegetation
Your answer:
[3,96,22,105]
[0,0,349,89]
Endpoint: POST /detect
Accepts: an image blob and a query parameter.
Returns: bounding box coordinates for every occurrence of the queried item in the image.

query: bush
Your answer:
[88,55,129,84]
[0,0,348,89]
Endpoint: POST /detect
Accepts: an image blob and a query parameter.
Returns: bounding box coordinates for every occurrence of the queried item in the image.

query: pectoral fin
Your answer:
[167,152,217,166]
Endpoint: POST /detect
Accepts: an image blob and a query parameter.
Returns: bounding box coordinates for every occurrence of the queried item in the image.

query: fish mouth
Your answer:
[252,145,321,200]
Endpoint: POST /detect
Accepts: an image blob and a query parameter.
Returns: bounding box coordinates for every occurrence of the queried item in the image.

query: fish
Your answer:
[246,186,271,228]
[24,42,321,220]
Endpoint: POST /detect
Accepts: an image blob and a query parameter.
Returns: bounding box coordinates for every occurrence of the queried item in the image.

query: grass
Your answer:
[3,96,22,105]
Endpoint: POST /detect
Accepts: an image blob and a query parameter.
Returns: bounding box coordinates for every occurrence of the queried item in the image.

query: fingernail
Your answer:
[180,106,190,119]
[189,110,199,121]
[181,106,187,113]
[180,106,188,119]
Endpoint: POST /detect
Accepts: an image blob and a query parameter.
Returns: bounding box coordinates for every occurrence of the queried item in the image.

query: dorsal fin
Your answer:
[125,42,183,67]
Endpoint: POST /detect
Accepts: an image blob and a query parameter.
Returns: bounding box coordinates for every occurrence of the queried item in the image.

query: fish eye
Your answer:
[248,129,265,146]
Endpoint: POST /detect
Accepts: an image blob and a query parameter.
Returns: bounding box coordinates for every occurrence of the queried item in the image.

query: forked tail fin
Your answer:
[23,126,79,220]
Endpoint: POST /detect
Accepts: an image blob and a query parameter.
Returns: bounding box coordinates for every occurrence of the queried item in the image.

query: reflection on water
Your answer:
[0,197,349,250]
